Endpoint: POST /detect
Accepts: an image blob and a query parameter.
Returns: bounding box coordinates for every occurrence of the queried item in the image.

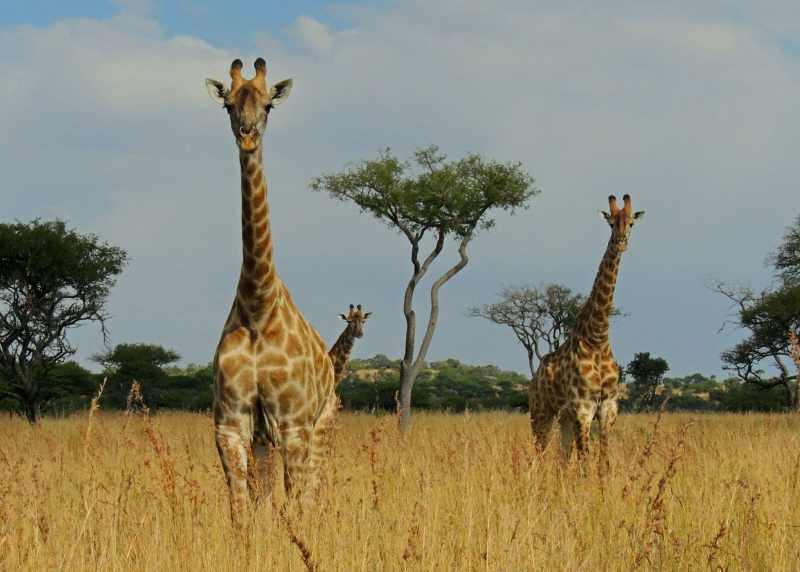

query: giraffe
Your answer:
[329,304,371,384]
[528,194,644,466]
[205,59,336,520]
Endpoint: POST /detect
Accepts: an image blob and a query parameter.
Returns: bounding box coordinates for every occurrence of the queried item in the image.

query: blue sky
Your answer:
[2,0,799,378]
[0,0,370,46]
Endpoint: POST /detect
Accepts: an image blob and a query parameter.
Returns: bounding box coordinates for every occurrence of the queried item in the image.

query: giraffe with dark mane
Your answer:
[529,194,644,466]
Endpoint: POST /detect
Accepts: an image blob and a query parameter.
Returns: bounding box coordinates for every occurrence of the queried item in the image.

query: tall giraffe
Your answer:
[205,59,336,519]
[329,304,371,383]
[529,194,644,465]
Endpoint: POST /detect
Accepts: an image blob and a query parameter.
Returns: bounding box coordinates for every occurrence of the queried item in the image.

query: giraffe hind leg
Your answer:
[215,418,253,526]
[306,393,339,496]
[530,407,556,454]
[596,398,618,475]
[280,424,314,504]
[559,415,576,463]
[248,400,276,503]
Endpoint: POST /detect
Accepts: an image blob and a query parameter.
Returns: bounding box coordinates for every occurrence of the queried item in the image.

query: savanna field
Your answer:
[1,410,799,571]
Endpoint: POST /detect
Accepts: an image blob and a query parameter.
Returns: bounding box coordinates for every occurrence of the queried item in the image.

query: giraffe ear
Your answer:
[269,79,293,107]
[339,314,349,321]
[364,312,372,319]
[599,210,613,225]
[633,210,645,221]
[205,79,228,105]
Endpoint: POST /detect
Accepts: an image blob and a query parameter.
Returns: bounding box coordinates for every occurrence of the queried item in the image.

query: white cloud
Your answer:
[2,2,799,376]
[289,16,335,56]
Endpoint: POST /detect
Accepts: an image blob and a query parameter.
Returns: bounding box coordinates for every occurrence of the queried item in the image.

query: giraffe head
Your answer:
[339,304,372,338]
[600,194,644,252]
[205,58,293,152]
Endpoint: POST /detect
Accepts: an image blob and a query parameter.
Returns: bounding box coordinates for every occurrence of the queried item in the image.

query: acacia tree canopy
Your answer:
[311,146,535,240]
[771,213,800,287]
[312,146,538,431]
[0,219,127,422]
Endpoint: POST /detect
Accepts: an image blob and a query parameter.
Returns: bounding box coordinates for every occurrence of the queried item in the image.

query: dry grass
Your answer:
[0,409,799,571]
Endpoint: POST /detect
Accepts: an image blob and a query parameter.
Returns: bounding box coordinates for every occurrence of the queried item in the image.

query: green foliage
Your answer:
[771,213,800,287]
[93,343,211,411]
[713,379,788,412]
[94,343,181,381]
[0,361,101,416]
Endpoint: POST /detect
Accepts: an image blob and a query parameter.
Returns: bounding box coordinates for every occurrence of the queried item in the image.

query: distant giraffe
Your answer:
[205,58,336,521]
[329,304,371,383]
[529,194,644,466]
[789,329,800,411]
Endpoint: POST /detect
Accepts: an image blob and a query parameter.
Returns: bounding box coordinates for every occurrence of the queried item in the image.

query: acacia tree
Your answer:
[469,283,621,376]
[0,220,127,422]
[312,146,537,431]
[714,282,800,410]
[713,214,800,410]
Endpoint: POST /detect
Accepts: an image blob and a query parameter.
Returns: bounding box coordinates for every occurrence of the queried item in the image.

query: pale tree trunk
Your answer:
[526,349,535,379]
[398,234,471,433]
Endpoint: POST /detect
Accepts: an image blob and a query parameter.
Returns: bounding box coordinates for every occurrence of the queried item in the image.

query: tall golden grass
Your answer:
[0,407,799,570]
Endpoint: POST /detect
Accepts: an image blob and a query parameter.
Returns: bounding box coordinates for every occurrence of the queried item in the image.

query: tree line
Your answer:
[0,348,789,416]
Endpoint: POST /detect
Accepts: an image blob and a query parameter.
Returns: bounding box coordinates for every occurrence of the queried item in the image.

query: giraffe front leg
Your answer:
[596,398,618,475]
[573,402,598,468]
[531,411,556,454]
[558,414,576,463]
[529,392,555,453]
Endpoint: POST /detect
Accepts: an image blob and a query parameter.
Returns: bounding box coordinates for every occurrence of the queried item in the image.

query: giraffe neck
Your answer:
[575,236,623,348]
[236,148,278,326]
[329,326,356,382]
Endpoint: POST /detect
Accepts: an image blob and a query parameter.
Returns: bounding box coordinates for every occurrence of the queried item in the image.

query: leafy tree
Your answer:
[0,220,127,422]
[93,343,180,409]
[312,146,537,431]
[624,352,669,412]
[469,283,621,376]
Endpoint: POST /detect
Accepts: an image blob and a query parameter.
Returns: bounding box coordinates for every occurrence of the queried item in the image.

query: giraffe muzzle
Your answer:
[237,127,259,152]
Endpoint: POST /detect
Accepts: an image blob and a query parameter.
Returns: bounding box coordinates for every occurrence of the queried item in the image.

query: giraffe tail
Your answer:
[254,396,277,447]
